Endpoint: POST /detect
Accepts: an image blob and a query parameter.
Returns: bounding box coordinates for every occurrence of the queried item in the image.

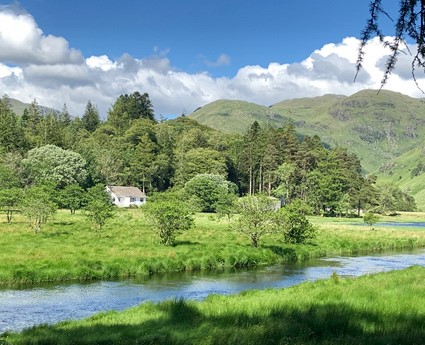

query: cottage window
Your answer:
[130,197,136,202]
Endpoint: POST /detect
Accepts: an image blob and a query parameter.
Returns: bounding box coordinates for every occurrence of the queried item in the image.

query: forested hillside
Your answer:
[189,89,425,208]
[0,91,416,214]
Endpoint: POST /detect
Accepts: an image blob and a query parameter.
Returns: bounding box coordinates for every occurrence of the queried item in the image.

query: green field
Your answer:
[2,266,424,344]
[1,209,424,286]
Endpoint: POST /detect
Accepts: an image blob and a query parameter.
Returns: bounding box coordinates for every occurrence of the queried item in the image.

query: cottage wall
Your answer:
[107,188,146,208]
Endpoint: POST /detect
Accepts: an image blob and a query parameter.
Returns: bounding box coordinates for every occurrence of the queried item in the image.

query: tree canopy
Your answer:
[0,91,415,215]
[21,145,87,189]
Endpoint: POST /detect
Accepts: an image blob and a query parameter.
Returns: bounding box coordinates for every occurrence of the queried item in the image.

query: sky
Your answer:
[0,0,422,118]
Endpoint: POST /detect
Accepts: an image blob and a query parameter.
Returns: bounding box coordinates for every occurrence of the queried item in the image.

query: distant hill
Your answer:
[189,89,425,209]
[190,99,289,132]
[378,144,425,209]
[7,97,60,116]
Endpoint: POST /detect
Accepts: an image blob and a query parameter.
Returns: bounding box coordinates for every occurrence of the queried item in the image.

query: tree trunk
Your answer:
[6,210,12,223]
[258,163,263,193]
[250,233,259,247]
[34,218,41,233]
[268,172,272,196]
[249,167,253,195]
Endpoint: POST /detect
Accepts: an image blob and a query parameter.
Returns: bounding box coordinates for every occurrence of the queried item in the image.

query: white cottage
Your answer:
[106,186,147,208]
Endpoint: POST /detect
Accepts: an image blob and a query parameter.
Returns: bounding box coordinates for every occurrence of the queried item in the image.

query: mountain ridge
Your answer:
[188,89,425,209]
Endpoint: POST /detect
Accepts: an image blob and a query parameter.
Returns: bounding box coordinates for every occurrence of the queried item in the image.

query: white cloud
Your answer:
[0,6,83,65]
[2,6,425,119]
[203,53,231,67]
[86,55,116,71]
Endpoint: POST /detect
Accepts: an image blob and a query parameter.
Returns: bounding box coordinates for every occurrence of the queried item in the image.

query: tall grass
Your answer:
[2,266,424,344]
[0,209,424,286]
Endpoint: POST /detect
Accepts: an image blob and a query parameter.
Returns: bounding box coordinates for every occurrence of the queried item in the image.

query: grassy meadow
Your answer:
[0,208,424,286]
[2,266,424,344]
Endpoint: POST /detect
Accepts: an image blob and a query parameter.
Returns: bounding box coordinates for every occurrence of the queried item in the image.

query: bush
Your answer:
[363,212,381,229]
[184,174,237,213]
[144,199,194,246]
[233,195,280,247]
[280,200,317,244]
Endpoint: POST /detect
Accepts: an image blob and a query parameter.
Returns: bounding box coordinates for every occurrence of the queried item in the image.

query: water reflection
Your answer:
[0,249,424,333]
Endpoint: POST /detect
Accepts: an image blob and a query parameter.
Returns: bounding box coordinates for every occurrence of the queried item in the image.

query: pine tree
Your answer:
[0,95,25,151]
[82,100,100,132]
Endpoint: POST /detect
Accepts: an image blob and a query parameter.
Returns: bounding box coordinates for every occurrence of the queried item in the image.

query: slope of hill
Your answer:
[190,99,289,132]
[188,90,425,209]
[7,97,60,116]
[378,145,425,210]
[270,90,425,173]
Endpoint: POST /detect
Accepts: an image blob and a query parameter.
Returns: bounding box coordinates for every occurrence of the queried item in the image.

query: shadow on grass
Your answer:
[3,298,423,345]
[265,245,298,261]
[52,221,76,226]
[173,240,201,246]
[40,230,72,238]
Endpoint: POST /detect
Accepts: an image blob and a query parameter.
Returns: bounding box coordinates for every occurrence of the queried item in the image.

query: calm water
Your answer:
[378,222,425,227]
[1,249,424,334]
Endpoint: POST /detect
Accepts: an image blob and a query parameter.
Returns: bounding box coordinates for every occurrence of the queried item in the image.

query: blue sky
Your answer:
[0,1,419,117]
[16,0,387,76]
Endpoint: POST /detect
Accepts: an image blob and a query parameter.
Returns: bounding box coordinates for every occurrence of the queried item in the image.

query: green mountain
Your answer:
[7,97,60,116]
[189,89,425,209]
[190,99,287,131]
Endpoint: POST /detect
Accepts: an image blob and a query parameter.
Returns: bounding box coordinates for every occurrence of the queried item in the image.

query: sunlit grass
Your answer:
[2,267,424,344]
[0,209,424,286]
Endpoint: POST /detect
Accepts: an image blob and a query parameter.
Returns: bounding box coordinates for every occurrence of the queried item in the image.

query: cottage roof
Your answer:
[108,186,146,198]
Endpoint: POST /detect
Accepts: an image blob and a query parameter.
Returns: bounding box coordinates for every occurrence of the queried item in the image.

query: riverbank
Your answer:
[1,209,425,286]
[2,266,424,344]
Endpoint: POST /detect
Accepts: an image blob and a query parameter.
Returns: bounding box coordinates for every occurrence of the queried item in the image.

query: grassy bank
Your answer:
[2,266,424,344]
[0,209,424,286]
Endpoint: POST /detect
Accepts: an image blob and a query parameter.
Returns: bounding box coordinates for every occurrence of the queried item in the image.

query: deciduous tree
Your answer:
[59,184,86,214]
[184,174,238,213]
[0,188,23,223]
[279,200,316,244]
[21,145,87,189]
[21,185,57,233]
[84,184,114,232]
[234,195,280,247]
[145,197,194,246]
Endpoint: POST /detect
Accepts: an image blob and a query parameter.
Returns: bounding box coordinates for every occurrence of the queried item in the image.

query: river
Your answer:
[1,248,424,334]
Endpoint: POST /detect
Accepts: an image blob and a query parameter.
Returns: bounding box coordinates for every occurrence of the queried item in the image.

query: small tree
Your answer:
[59,184,85,214]
[364,212,381,230]
[279,200,317,244]
[145,199,194,246]
[84,184,114,233]
[184,174,238,213]
[234,195,279,247]
[213,189,238,221]
[0,188,23,223]
[21,186,57,233]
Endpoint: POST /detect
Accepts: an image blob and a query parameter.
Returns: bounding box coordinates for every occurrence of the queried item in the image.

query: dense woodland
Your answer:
[0,92,417,217]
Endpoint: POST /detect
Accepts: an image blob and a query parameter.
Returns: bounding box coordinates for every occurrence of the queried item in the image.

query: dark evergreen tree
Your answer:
[24,98,43,147]
[59,103,72,127]
[107,92,155,132]
[81,100,100,132]
[0,95,26,151]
